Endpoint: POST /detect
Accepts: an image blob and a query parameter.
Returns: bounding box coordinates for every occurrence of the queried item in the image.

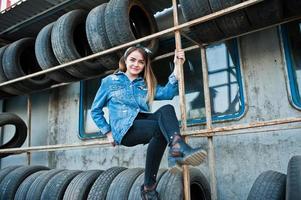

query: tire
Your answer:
[179,0,224,43]
[157,168,211,200]
[35,23,80,83]
[41,170,81,200]
[26,169,65,200]
[247,170,286,200]
[62,170,103,200]
[51,9,107,79]
[244,0,283,28]
[2,38,54,93]
[0,46,22,96]
[0,165,49,200]
[106,168,144,200]
[86,3,119,69]
[128,169,167,200]
[0,166,22,184]
[286,155,301,200]
[208,0,251,37]
[0,113,27,158]
[105,0,158,55]
[14,170,47,200]
[87,167,127,200]
[284,0,301,16]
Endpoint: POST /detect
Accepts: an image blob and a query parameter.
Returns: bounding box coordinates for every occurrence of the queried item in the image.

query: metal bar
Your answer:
[26,95,32,165]
[201,47,217,200]
[183,117,301,137]
[0,0,263,88]
[171,1,190,199]
[0,140,111,154]
[0,117,300,154]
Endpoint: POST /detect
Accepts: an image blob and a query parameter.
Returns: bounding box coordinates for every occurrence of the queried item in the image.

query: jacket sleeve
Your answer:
[91,77,111,135]
[155,72,179,100]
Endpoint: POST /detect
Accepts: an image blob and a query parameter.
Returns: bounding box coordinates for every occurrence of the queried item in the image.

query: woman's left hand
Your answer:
[173,49,186,80]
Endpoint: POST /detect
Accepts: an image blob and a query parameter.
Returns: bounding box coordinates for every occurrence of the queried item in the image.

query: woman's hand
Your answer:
[173,49,186,80]
[106,131,116,147]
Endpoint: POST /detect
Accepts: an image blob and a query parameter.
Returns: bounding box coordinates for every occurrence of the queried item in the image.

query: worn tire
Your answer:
[14,170,47,200]
[86,3,119,69]
[51,9,107,79]
[106,168,144,200]
[247,170,286,200]
[0,166,22,184]
[35,23,79,83]
[26,169,65,200]
[0,165,49,200]
[2,38,53,93]
[179,0,224,43]
[63,170,103,200]
[87,167,127,200]
[41,170,81,200]
[244,0,283,28]
[0,113,27,158]
[208,0,251,36]
[157,168,211,200]
[0,46,22,96]
[105,0,158,55]
[286,155,301,200]
[128,169,167,200]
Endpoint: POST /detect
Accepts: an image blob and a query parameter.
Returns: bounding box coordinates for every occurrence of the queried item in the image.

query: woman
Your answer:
[91,45,207,199]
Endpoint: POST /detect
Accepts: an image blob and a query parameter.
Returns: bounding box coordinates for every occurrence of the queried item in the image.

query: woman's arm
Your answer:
[155,49,185,100]
[91,77,111,135]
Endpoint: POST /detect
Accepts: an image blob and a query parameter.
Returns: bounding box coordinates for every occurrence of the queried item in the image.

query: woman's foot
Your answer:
[140,184,160,200]
[168,135,207,172]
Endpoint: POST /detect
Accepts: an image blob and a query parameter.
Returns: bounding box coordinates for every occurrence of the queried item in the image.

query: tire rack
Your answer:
[0,0,301,199]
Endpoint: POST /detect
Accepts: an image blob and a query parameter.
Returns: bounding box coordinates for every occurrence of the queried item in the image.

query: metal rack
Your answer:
[1,0,301,199]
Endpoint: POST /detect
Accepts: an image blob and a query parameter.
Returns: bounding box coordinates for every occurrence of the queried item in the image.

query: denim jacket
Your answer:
[91,71,178,144]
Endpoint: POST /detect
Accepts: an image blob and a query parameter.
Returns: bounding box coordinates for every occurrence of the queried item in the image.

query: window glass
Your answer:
[79,39,245,138]
[282,20,301,108]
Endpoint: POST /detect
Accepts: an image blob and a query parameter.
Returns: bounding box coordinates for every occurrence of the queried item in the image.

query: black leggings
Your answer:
[121,104,180,187]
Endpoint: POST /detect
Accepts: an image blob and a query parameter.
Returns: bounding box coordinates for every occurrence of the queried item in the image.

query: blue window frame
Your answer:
[79,39,245,139]
[281,20,301,109]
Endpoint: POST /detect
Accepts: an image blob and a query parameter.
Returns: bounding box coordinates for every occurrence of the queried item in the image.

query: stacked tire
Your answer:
[179,0,284,43]
[0,165,210,200]
[0,0,158,99]
[247,155,301,200]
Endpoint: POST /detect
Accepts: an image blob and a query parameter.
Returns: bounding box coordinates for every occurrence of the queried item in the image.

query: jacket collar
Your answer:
[115,71,143,82]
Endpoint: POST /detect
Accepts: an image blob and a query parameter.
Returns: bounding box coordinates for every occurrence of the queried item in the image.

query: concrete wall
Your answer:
[1,27,301,199]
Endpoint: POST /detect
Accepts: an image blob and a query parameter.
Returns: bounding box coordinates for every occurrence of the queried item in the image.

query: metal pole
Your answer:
[27,95,32,165]
[171,0,190,199]
[200,47,217,200]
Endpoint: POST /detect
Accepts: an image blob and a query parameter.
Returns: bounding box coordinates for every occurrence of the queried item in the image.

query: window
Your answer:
[281,20,301,109]
[79,39,245,139]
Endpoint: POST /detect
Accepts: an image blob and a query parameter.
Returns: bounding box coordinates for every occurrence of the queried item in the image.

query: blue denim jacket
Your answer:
[91,71,178,144]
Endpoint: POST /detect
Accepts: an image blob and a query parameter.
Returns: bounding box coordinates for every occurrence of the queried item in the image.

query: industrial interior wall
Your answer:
[1,27,301,199]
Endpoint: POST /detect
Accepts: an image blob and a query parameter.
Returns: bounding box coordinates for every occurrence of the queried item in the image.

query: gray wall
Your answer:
[1,27,301,199]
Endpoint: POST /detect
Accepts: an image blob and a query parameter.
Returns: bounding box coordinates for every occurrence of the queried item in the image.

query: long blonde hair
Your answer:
[118,46,157,104]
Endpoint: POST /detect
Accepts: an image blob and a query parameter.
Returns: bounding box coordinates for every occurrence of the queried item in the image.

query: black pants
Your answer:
[121,104,180,187]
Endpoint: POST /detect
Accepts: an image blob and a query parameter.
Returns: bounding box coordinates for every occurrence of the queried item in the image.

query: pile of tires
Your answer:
[0,165,210,200]
[0,113,27,158]
[247,155,301,200]
[179,0,284,43]
[0,0,158,98]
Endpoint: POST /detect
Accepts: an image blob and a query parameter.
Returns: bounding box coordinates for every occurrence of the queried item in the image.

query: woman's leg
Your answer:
[121,119,167,188]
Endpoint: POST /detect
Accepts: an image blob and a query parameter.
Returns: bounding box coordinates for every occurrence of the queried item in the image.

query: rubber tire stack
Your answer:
[0,165,211,200]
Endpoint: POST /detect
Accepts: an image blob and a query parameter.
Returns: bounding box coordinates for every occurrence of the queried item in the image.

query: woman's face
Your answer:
[125,50,145,77]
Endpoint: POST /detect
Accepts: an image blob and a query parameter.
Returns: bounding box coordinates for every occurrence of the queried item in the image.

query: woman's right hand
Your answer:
[106,131,116,147]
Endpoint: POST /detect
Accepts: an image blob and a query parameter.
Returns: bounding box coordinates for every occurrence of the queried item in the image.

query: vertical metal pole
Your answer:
[200,47,217,200]
[171,0,190,199]
[27,95,32,165]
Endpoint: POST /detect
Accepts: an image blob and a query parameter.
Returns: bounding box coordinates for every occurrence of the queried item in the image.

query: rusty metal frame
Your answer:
[1,0,301,199]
